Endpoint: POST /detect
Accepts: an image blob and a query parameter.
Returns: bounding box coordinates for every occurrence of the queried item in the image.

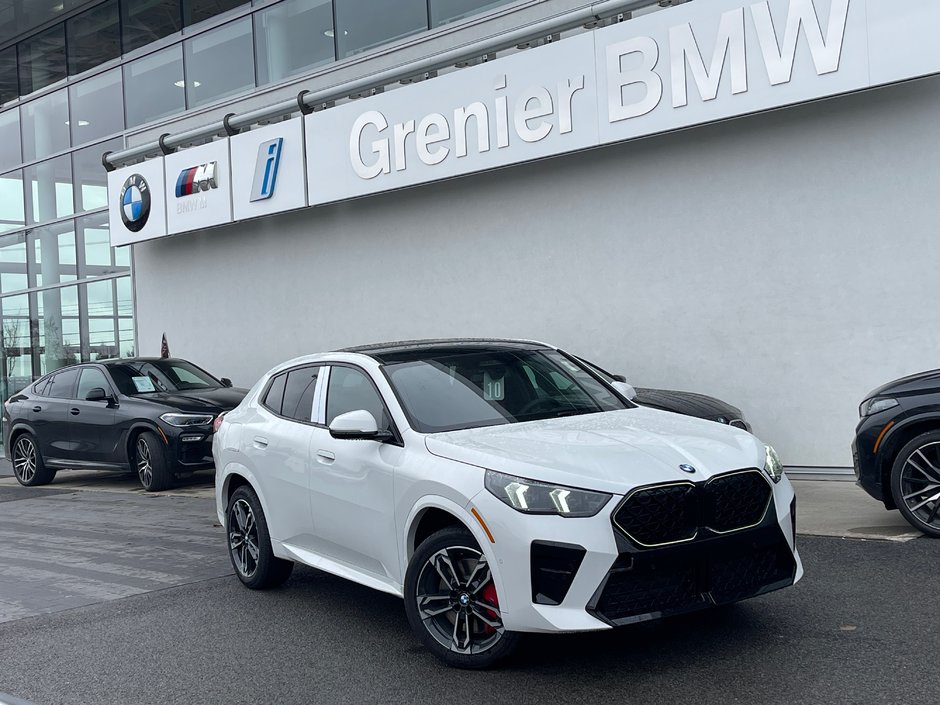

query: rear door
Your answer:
[31,367,80,462]
[68,366,118,464]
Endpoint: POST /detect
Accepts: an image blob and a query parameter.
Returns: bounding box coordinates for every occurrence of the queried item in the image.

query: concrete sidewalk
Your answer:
[0,461,924,542]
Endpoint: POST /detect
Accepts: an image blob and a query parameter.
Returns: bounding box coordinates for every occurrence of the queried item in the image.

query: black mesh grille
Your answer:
[709,542,796,604]
[703,471,772,533]
[594,560,704,619]
[613,484,697,546]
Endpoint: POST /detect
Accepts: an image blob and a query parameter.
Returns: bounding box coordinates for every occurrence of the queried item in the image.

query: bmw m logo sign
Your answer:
[175,162,218,197]
[120,174,151,232]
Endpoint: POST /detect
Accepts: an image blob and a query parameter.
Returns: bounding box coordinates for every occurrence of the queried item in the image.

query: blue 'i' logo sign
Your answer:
[250,137,284,202]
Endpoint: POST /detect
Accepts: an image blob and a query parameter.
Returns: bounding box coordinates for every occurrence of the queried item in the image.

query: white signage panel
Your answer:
[594,0,868,146]
[306,32,599,206]
[164,139,233,235]
[231,118,307,221]
[107,159,167,247]
[867,0,940,87]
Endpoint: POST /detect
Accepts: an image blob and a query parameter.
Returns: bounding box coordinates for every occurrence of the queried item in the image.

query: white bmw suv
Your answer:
[214,339,801,668]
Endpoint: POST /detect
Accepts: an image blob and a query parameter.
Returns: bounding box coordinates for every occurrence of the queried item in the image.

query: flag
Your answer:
[160,333,170,359]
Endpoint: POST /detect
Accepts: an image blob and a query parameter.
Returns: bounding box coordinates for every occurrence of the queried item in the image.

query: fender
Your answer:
[5,420,37,449]
[876,408,940,464]
[401,495,508,617]
[123,420,166,463]
[217,461,275,533]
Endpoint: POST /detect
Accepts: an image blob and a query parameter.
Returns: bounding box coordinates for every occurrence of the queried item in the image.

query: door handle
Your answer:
[253,436,269,449]
[316,449,335,464]
[32,406,41,412]
[69,408,80,416]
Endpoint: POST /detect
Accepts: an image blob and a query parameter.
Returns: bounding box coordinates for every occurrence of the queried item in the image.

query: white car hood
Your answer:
[424,407,766,494]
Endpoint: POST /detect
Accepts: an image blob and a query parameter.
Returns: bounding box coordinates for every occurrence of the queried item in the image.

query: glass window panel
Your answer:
[0,232,28,293]
[18,24,67,96]
[20,89,69,163]
[183,18,254,108]
[67,0,121,76]
[78,211,129,278]
[0,170,25,234]
[0,109,21,169]
[27,220,77,288]
[86,278,118,360]
[1,293,33,398]
[183,0,247,27]
[0,47,17,107]
[73,137,123,212]
[34,285,81,374]
[69,70,125,146]
[124,45,185,127]
[334,0,428,58]
[24,154,73,225]
[116,276,134,357]
[122,0,182,54]
[255,0,334,85]
[430,0,514,26]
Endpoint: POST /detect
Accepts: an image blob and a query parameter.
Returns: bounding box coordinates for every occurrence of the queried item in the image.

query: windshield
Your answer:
[383,349,630,433]
[107,360,221,395]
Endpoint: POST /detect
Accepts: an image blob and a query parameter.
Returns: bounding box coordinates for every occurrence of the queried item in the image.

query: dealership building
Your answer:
[1,0,938,474]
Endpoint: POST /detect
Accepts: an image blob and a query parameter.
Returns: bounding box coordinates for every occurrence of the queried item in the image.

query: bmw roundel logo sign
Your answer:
[120,173,151,232]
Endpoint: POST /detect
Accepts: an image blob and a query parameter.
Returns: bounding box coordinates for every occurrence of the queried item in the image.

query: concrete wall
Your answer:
[132,74,940,469]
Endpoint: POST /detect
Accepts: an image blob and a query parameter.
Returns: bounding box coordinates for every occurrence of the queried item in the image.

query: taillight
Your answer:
[212,412,226,433]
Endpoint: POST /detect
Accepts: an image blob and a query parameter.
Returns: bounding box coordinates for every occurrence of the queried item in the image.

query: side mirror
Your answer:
[85,387,112,403]
[221,378,233,388]
[611,380,637,401]
[329,409,392,441]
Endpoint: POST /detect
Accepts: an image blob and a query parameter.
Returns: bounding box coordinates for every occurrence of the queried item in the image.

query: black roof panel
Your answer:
[339,338,550,363]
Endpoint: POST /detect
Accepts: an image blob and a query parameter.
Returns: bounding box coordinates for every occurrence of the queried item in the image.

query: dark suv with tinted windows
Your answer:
[3,358,246,491]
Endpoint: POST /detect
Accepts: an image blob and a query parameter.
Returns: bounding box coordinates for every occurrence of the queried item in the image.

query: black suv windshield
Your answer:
[106,360,221,395]
[383,348,630,433]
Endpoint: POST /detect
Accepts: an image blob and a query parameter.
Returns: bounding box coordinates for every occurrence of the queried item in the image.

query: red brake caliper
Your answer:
[480,581,500,634]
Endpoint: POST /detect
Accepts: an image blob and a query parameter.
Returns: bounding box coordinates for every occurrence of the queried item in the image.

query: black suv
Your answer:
[854,369,940,537]
[3,358,246,491]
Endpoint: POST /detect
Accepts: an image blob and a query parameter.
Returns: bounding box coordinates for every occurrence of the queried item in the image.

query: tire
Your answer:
[226,485,294,589]
[10,432,56,487]
[404,526,520,669]
[890,431,940,538]
[134,431,173,492]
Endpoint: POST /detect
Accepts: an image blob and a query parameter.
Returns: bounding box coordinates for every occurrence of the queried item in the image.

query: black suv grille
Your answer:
[613,470,771,547]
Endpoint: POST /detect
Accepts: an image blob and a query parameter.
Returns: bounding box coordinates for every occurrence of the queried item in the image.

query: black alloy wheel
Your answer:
[226,485,294,589]
[404,527,519,669]
[134,431,172,492]
[11,433,55,487]
[891,432,940,538]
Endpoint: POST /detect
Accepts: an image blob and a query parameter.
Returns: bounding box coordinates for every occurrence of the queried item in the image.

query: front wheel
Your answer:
[11,433,56,487]
[404,527,519,669]
[134,431,173,492]
[891,432,940,538]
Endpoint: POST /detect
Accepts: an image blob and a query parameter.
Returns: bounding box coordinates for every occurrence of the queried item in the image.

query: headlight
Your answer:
[484,470,611,517]
[160,412,215,427]
[858,397,899,417]
[763,445,784,483]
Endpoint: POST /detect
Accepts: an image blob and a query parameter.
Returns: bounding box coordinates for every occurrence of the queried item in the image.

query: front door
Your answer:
[68,366,118,464]
[308,365,402,582]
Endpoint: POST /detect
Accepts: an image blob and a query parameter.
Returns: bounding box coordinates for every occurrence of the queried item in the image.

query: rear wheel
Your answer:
[890,431,940,538]
[11,433,55,487]
[404,526,519,669]
[134,431,173,492]
[227,485,294,589]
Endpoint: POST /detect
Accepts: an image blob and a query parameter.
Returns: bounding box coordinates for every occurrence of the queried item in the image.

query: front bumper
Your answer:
[469,473,801,633]
[164,426,215,471]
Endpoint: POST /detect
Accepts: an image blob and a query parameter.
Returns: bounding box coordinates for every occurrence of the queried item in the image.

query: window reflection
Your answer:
[334,0,428,58]
[67,0,121,76]
[0,46,18,107]
[184,18,255,108]
[33,284,80,375]
[183,0,248,27]
[78,212,129,278]
[0,109,21,170]
[122,0,182,54]
[24,154,73,225]
[27,221,77,289]
[69,69,125,146]
[124,45,185,127]
[20,89,69,163]
[17,24,67,96]
[0,171,25,235]
[255,0,334,85]
[87,278,119,360]
[73,137,123,212]
[0,292,33,399]
[0,232,28,293]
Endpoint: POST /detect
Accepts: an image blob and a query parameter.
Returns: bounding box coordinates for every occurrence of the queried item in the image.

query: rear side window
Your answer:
[33,378,52,396]
[281,367,320,422]
[261,374,287,415]
[47,368,80,399]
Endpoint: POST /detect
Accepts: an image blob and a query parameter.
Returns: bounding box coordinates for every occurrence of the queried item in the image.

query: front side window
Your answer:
[384,349,629,433]
[77,367,111,399]
[326,366,390,430]
[47,367,80,398]
[281,367,319,422]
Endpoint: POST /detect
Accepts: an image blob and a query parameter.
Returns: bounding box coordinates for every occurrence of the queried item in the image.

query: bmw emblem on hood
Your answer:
[120,173,151,233]
[679,464,697,474]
